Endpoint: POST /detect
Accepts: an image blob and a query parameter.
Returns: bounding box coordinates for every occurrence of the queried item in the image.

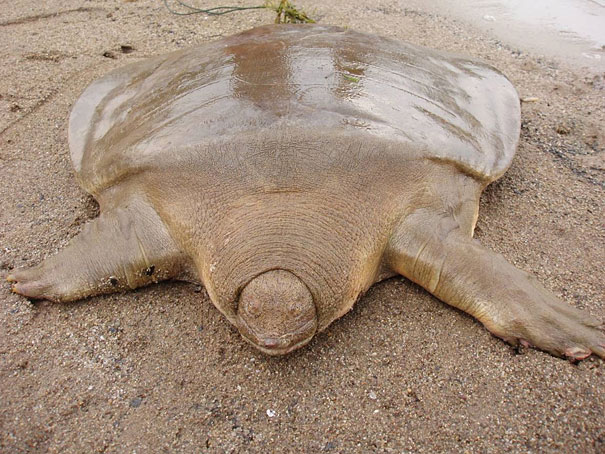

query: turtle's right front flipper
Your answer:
[7,198,188,302]
[385,212,605,361]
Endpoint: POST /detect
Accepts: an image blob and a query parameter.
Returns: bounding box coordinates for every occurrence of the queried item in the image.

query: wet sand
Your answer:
[405,0,605,71]
[1,1,604,453]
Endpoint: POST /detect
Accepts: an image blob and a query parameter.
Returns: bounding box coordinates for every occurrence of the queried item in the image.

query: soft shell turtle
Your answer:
[8,24,605,359]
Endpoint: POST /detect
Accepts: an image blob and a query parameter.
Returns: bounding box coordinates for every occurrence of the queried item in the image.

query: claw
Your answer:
[12,281,34,298]
[10,276,53,301]
[520,339,532,348]
[565,347,591,361]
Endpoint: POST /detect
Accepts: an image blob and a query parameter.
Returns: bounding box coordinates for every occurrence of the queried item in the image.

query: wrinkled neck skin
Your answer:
[165,180,391,333]
[138,131,482,354]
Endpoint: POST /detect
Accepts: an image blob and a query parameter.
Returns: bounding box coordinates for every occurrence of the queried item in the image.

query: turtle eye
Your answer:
[288,301,303,316]
[246,300,262,318]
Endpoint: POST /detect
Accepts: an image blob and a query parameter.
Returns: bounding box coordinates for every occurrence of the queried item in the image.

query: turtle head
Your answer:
[236,270,317,355]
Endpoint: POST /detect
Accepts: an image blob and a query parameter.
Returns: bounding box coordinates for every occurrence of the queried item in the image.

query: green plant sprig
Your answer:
[163,0,314,23]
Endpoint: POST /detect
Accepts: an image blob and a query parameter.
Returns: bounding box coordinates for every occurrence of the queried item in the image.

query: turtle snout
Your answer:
[236,269,317,355]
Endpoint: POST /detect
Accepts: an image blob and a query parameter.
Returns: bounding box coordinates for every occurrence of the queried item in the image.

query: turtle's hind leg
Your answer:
[7,198,187,302]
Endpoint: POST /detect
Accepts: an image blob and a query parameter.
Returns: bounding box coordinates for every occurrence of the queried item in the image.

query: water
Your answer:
[403,0,605,71]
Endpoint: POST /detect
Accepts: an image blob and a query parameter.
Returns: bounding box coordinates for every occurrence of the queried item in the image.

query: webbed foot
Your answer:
[480,274,605,360]
[387,217,605,361]
[8,198,186,303]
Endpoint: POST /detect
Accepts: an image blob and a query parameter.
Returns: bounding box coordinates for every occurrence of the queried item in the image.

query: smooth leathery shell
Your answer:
[69,24,520,196]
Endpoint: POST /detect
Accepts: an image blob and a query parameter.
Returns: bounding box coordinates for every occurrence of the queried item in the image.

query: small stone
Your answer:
[266,409,276,417]
[130,397,143,408]
[103,51,117,59]
[369,390,377,400]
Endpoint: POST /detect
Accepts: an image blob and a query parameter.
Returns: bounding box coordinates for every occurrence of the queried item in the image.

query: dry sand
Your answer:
[1,1,604,453]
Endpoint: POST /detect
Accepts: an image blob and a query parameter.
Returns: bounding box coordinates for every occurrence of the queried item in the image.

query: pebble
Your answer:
[324,441,336,451]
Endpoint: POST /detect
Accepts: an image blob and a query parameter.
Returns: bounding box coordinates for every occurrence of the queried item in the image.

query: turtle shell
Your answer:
[68,24,520,194]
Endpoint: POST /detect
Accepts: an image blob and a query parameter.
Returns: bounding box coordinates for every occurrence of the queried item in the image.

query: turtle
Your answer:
[7,24,605,359]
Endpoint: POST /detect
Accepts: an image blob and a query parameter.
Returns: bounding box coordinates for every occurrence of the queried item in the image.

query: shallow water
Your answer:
[405,0,605,71]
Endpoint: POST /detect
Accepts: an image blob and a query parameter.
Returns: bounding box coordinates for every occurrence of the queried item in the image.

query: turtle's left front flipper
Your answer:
[385,213,605,360]
[7,198,188,302]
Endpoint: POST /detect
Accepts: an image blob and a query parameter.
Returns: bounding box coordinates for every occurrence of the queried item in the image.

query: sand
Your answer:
[1,1,604,453]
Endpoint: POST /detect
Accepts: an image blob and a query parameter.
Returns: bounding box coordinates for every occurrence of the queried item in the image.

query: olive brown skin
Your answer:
[7,24,605,360]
